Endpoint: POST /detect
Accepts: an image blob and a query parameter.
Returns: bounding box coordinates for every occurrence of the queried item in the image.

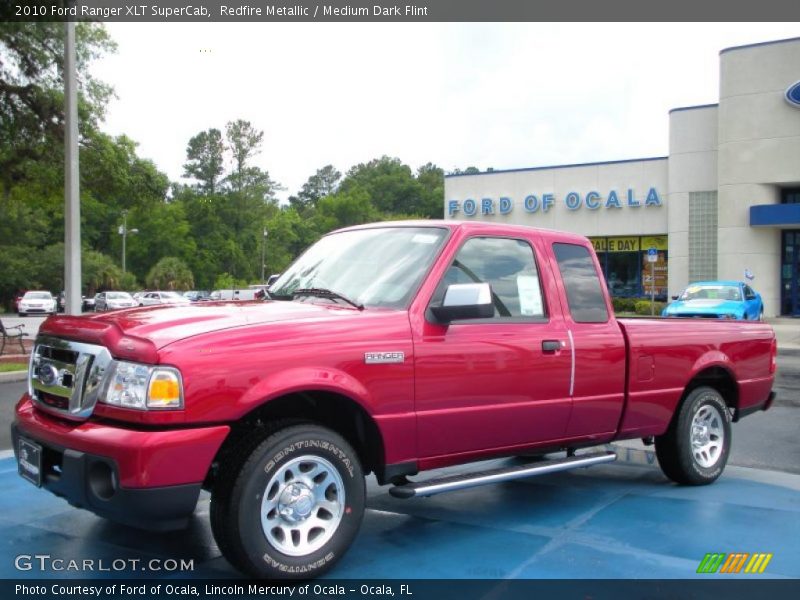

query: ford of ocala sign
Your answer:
[786,81,800,108]
[448,188,662,217]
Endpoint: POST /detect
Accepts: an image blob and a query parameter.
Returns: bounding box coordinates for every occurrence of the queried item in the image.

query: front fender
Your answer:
[230,366,375,419]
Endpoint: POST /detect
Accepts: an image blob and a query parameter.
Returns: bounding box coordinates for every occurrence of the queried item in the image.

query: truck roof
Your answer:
[335,219,591,246]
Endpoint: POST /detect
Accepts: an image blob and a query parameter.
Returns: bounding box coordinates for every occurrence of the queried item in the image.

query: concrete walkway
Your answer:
[768,317,800,351]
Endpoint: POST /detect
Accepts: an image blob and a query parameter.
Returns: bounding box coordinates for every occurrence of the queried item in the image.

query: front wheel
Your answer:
[211,424,365,579]
[655,386,731,485]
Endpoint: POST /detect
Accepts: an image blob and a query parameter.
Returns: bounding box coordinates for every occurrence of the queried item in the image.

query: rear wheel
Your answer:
[210,424,365,579]
[655,386,731,485]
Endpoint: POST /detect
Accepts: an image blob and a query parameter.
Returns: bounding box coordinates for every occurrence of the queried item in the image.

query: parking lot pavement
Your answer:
[0,448,797,579]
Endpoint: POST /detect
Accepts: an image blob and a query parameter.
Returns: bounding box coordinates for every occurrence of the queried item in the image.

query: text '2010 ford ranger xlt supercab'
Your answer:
[13,221,776,578]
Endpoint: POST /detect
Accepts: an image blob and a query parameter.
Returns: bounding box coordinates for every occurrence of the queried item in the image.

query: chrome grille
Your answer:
[29,335,113,421]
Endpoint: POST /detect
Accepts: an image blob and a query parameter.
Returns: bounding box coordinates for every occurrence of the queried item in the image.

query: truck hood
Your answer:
[39,300,362,359]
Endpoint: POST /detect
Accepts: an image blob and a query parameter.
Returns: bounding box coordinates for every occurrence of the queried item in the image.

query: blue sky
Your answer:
[92,23,800,201]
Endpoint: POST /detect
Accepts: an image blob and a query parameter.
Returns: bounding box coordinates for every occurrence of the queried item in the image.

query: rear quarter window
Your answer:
[552,243,609,323]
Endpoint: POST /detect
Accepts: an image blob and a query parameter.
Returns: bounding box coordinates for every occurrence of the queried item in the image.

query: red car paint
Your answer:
[14,221,775,503]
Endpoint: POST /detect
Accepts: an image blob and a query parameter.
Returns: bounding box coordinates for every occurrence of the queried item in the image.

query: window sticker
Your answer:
[411,233,440,244]
[517,275,543,316]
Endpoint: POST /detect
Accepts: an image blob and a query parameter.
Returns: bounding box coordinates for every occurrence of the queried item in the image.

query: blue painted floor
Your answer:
[1,446,798,579]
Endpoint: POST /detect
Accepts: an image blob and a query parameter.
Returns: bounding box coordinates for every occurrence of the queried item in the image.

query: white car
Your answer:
[94,291,138,311]
[137,291,191,307]
[18,291,57,316]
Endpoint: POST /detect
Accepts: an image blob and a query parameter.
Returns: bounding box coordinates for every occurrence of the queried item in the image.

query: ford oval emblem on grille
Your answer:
[786,81,800,108]
[38,364,59,386]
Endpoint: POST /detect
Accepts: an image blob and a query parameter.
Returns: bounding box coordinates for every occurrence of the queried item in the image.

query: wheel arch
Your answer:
[679,364,739,422]
[207,388,388,490]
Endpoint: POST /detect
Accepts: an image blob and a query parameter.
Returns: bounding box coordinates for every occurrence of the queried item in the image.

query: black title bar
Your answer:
[3,0,800,22]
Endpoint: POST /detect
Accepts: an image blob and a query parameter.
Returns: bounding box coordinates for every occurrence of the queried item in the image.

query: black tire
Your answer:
[655,386,731,485]
[210,424,365,579]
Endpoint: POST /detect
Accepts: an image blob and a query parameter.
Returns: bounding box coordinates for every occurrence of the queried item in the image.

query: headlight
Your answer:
[101,361,183,410]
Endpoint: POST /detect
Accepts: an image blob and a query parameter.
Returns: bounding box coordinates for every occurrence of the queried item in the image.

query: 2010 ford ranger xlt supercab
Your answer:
[13,221,776,578]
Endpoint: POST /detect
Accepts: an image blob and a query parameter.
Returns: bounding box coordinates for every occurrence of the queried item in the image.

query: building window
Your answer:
[689,191,718,281]
[589,236,668,300]
[782,188,800,205]
[607,249,641,297]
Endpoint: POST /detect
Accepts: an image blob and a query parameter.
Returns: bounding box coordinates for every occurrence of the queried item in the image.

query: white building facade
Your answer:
[444,37,800,317]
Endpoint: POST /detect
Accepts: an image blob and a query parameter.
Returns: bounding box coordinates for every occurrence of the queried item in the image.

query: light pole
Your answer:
[261,228,269,283]
[64,21,82,315]
[119,210,139,274]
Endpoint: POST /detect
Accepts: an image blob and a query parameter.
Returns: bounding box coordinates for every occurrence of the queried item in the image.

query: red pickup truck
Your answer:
[13,221,776,578]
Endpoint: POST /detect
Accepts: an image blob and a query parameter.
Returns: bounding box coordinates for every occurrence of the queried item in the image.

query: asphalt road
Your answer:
[2,353,799,471]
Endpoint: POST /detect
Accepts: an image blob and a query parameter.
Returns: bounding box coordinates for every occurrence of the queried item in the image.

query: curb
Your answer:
[0,371,26,383]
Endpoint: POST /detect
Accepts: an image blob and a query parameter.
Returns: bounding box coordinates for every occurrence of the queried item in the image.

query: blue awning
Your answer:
[750,204,800,227]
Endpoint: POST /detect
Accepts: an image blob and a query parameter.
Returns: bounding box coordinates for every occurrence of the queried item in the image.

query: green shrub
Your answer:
[612,297,638,313]
[634,300,667,315]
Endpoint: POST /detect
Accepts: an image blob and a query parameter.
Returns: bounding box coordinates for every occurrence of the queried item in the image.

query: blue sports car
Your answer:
[662,281,764,320]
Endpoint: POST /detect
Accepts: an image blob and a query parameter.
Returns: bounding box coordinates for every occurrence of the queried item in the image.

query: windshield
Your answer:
[24,292,51,299]
[680,284,742,302]
[270,226,449,309]
[107,292,132,300]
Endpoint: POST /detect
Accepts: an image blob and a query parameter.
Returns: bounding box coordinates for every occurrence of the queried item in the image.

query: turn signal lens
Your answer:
[147,369,183,409]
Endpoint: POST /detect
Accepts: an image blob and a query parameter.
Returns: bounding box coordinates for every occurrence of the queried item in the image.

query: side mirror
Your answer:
[671,295,679,301]
[431,283,494,323]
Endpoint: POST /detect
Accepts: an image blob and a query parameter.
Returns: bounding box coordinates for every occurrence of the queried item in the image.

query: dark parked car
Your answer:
[183,290,211,302]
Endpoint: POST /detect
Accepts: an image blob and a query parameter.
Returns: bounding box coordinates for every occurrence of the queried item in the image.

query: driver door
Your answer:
[413,235,572,458]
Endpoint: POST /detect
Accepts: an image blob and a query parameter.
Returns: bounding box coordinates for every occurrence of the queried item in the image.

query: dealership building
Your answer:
[444,37,800,317]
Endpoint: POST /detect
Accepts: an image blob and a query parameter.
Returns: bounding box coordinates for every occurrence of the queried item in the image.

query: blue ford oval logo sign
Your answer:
[786,81,800,108]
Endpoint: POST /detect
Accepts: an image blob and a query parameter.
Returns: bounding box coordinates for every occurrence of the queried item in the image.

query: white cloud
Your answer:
[91,22,800,201]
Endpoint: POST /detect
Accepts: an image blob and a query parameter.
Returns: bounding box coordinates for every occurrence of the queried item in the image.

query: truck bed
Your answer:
[615,317,775,438]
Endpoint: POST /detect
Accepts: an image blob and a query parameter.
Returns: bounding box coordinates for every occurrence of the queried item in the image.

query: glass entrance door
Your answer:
[781,230,800,315]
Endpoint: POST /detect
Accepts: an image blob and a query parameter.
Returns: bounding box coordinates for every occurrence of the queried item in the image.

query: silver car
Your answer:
[137,291,191,307]
[94,291,138,312]
[18,291,57,316]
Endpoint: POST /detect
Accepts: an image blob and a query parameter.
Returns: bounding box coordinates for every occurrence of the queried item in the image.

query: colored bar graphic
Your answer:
[745,553,773,574]
[697,553,726,574]
[720,553,749,573]
[699,552,773,574]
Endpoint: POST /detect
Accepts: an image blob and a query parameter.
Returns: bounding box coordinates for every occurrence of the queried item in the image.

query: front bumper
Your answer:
[12,396,230,531]
[19,307,54,315]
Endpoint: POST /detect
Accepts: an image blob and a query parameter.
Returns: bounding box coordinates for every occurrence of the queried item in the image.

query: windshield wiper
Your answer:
[292,288,364,310]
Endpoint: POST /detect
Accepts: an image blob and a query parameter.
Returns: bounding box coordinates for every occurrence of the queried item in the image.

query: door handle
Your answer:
[541,340,562,352]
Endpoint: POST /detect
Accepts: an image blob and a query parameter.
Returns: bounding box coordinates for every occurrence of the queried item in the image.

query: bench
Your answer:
[0,320,28,355]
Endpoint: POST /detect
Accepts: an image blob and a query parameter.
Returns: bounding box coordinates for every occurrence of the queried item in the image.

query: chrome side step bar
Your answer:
[389,451,616,499]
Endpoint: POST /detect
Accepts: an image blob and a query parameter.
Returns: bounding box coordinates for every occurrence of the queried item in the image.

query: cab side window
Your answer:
[552,243,609,323]
[744,286,756,300]
[435,237,546,319]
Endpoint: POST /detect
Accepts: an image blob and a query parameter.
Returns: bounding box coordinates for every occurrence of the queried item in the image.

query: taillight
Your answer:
[770,337,777,374]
